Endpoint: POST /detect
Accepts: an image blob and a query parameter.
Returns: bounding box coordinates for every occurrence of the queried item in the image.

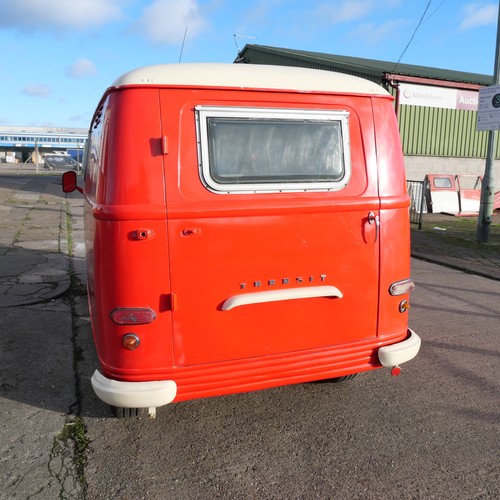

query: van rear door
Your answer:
[162,97,380,367]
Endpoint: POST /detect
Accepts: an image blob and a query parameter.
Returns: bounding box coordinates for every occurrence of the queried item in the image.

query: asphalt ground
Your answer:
[0,168,86,498]
[0,168,498,499]
[410,211,500,281]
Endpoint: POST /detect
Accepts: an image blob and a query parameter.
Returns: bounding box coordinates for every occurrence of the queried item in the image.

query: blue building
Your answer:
[0,125,87,164]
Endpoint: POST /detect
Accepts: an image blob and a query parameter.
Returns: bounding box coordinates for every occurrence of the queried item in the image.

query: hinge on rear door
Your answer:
[160,292,177,311]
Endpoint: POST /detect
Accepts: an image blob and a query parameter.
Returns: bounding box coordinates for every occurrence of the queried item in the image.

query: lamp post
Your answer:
[477,4,500,243]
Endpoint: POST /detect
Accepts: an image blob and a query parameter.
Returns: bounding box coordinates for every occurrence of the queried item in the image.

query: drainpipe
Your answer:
[383,75,401,118]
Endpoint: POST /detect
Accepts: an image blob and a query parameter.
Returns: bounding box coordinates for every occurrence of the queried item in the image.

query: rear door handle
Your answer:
[367,211,380,241]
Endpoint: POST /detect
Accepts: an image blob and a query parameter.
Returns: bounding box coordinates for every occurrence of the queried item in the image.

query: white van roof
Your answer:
[112,63,389,96]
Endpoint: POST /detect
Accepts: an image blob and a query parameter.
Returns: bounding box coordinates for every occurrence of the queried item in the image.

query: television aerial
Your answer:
[233,34,256,62]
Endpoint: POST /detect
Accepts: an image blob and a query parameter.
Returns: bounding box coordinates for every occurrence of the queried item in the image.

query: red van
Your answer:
[63,63,420,418]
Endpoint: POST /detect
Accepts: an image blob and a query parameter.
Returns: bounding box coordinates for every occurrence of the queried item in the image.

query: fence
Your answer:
[406,180,425,229]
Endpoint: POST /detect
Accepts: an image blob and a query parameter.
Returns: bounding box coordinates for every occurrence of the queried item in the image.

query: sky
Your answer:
[0,0,498,129]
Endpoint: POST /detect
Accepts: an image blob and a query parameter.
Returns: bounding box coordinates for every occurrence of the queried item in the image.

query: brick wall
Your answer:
[404,156,500,190]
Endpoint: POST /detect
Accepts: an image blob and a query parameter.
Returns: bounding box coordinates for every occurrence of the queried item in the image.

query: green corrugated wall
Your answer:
[398,105,499,158]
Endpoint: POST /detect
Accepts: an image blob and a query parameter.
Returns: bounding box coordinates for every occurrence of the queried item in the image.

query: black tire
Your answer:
[110,406,150,418]
[330,373,357,383]
[312,373,357,384]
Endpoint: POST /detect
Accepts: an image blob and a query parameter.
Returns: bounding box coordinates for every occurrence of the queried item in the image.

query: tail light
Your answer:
[389,279,415,296]
[110,307,157,325]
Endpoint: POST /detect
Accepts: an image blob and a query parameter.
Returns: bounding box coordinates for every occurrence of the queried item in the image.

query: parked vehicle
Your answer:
[424,173,500,215]
[43,153,80,171]
[62,63,420,418]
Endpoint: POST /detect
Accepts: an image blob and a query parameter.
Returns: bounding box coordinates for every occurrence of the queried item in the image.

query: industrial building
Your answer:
[236,44,498,186]
[0,125,87,165]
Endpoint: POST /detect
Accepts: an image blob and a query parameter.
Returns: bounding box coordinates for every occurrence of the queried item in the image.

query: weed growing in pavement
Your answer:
[48,202,89,498]
[49,417,89,499]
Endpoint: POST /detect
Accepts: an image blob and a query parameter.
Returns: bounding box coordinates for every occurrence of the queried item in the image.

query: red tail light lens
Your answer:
[110,308,157,325]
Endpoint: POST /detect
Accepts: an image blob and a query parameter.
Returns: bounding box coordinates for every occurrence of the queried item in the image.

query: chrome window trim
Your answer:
[195,106,351,194]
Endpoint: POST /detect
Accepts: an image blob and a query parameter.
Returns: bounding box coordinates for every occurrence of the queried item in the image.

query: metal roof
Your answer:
[238,44,493,87]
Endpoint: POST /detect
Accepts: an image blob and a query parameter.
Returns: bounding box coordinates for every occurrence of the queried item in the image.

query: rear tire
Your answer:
[330,373,357,383]
[313,373,357,384]
[111,406,150,418]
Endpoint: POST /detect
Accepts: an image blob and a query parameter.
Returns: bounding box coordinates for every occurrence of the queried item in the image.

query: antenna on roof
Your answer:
[178,26,188,63]
[234,34,256,63]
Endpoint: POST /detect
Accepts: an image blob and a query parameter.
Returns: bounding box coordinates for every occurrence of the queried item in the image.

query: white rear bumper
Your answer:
[91,370,177,408]
[378,329,421,367]
[91,331,421,408]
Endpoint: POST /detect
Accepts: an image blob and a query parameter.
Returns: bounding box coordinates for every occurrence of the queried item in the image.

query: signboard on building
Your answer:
[399,83,478,111]
[476,84,500,131]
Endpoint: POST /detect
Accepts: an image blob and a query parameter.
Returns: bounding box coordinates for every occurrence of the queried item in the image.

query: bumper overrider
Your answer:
[91,370,177,409]
[378,329,421,368]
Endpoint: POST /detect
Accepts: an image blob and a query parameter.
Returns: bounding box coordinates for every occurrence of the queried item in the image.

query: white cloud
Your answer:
[0,0,123,31]
[459,3,498,30]
[67,58,98,78]
[69,114,87,123]
[21,84,51,97]
[351,19,408,47]
[312,0,375,24]
[131,0,209,44]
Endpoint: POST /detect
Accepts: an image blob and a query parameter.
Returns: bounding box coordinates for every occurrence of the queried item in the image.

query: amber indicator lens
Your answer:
[122,334,140,350]
[399,300,410,313]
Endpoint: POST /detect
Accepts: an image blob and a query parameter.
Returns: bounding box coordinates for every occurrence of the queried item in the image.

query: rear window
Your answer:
[433,178,453,188]
[195,106,351,193]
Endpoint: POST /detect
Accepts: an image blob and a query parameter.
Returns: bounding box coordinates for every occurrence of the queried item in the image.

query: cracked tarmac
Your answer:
[0,169,86,499]
[0,173,72,307]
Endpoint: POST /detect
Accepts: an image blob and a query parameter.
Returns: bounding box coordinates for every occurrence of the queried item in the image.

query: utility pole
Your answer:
[477,4,500,243]
[35,140,39,175]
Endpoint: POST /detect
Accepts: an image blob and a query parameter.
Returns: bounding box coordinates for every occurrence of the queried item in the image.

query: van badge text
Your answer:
[240,275,326,290]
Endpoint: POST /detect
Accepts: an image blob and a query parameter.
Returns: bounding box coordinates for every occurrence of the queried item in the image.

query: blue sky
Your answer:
[0,0,498,129]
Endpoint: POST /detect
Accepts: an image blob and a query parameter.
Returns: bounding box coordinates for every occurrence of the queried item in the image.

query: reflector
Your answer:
[391,366,402,376]
[110,308,157,325]
[389,279,415,296]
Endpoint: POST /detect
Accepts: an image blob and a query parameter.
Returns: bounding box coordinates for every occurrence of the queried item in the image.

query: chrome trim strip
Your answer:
[221,285,343,311]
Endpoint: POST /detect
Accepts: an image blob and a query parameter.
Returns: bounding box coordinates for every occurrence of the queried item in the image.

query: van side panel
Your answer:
[85,89,174,379]
[95,89,166,210]
[372,98,412,338]
[374,98,407,198]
